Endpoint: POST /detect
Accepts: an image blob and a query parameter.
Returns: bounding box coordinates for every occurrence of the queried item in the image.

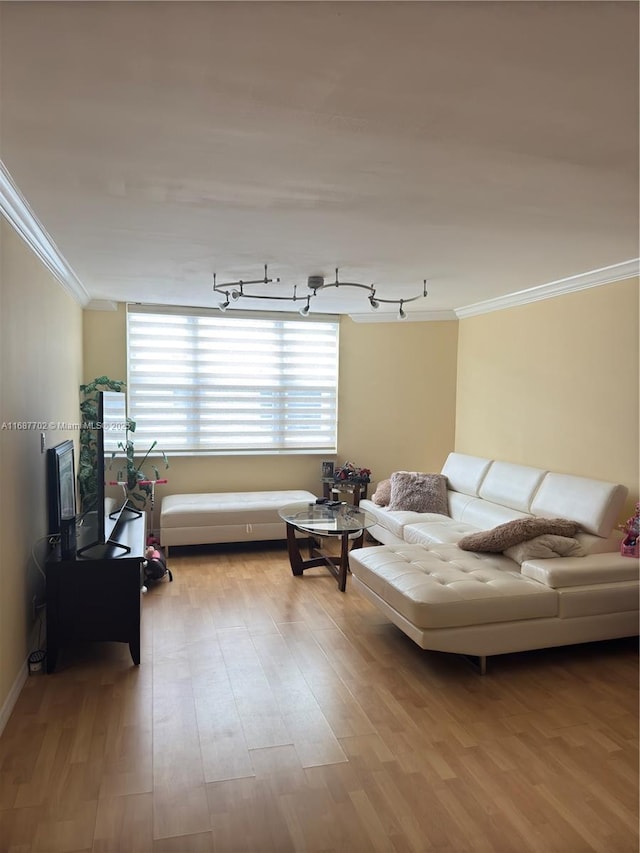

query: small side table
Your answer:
[321,478,369,506]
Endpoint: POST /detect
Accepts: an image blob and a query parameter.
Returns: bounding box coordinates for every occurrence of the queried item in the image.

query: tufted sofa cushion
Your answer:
[349,543,558,629]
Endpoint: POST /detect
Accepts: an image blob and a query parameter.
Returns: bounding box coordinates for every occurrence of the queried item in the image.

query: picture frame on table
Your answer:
[321,461,334,478]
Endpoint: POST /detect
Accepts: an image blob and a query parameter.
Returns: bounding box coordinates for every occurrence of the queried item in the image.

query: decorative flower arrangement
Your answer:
[619,502,639,557]
[334,462,371,483]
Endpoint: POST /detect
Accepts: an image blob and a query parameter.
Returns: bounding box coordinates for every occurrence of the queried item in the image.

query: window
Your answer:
[126,305,339,454]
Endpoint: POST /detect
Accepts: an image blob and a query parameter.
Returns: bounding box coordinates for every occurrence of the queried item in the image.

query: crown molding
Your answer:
[455,259,640,319]
[348,308,458,323]
[86,299,119,311]
[0,160,90,306]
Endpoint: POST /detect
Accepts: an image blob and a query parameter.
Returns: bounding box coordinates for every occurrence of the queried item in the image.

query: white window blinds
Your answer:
[126,305,339,453]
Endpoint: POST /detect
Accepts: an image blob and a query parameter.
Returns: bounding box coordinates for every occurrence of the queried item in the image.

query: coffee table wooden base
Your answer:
[285,522,364,592]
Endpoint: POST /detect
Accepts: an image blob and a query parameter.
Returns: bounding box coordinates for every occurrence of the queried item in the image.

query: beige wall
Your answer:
[455,277,639,520]
[338,317,458,483]
[0,221,83,710]
[83,307,459,497]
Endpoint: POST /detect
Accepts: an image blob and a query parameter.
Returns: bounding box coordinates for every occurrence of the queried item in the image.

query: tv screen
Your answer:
[47,439,77,559]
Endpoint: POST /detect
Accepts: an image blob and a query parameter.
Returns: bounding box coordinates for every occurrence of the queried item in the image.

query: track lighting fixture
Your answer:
[212,265,428,319]
[299,298,311,317]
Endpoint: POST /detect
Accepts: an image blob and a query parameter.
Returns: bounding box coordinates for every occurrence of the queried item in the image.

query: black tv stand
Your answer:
[45,512,146,673]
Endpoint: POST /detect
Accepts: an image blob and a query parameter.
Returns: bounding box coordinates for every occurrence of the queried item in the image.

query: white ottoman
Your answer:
[160,490,317,549]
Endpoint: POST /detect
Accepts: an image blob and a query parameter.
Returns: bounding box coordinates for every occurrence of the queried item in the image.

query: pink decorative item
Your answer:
[619,502,639,558]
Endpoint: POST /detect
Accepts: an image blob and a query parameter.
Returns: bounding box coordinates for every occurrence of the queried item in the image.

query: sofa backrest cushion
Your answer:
[441,453,492,497]
[530,473,628,538]
[454,496,530,530]
[478,461,547,513]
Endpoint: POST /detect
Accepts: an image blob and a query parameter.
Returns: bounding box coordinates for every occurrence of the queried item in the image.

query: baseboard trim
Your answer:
[0,658,29,737]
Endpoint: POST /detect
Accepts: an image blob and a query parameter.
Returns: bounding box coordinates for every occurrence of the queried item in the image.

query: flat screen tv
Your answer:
[77,390,131,558]
[47,439,78,559]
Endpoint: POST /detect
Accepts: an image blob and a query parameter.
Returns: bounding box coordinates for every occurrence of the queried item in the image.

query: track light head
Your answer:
[299,301,311,317]
[219,299,230,312]
[369,295,380,310]
[398,302,407,320]
[230,289,241,301]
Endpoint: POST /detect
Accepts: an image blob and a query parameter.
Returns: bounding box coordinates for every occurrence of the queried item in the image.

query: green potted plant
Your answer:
[78,376,168,513]
[78,376,127,512]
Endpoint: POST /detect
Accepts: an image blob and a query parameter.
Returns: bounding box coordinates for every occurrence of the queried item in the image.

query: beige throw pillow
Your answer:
[458,517,579,553]
[372,478,392,506]
[388,471,449,515]
[504,534,586,565]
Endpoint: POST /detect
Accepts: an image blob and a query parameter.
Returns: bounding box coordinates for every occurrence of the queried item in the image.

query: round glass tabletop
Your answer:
[278,502,376,535]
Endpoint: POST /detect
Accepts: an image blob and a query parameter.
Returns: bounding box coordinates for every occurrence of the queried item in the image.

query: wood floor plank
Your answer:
[193,678,255,783]
[31,799,98,853]
[13,725,70,809]
[152,783,211,842]
[206,772,297,852]
[0,542,636,853]
[217,627,292,751]
[151,677,204,791]
[304,676,378,740]
[92,792,153,853]
[0,804,40,852]
[153,830,215,853]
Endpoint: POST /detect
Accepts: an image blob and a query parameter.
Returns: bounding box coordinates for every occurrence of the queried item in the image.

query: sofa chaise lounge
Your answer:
[160,489,317,551]
[349,453,639,673]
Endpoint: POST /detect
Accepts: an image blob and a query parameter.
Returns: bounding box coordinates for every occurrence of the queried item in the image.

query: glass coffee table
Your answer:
[278,501,376,592]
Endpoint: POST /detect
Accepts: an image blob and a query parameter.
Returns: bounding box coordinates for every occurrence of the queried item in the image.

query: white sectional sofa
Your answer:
[349,453,639,673]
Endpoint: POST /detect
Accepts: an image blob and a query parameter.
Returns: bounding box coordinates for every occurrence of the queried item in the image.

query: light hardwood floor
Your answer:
[0,542,637,853]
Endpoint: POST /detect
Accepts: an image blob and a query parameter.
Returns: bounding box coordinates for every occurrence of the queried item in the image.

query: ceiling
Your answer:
[1,1,638,320]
